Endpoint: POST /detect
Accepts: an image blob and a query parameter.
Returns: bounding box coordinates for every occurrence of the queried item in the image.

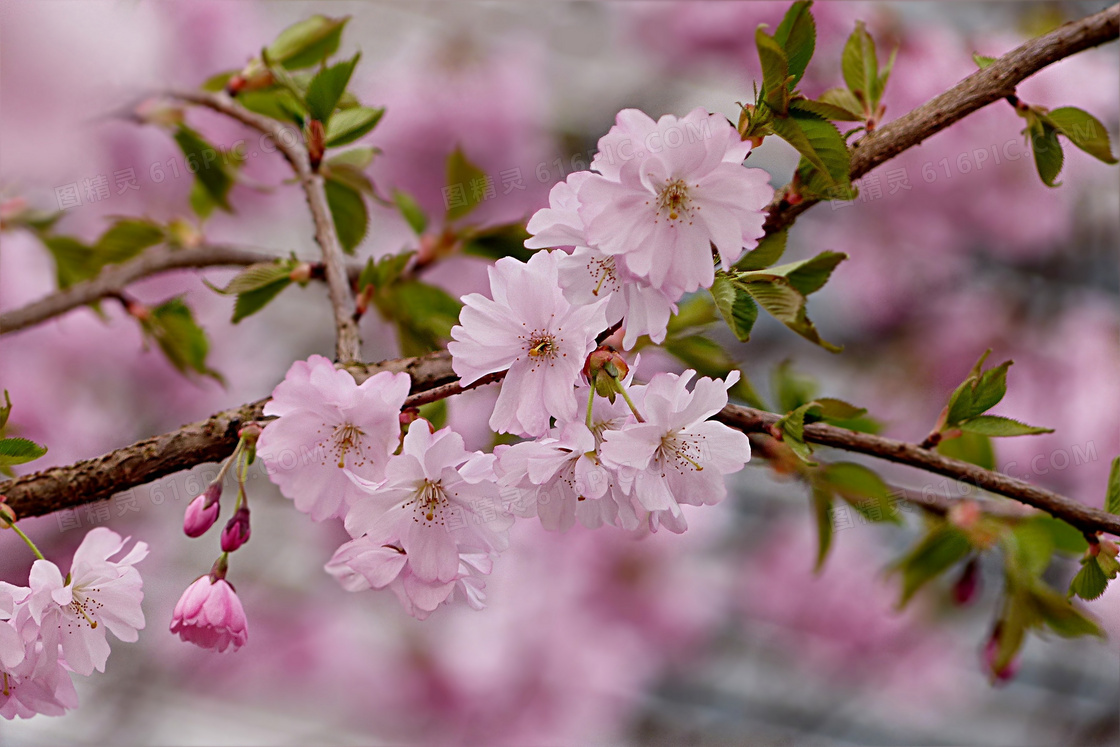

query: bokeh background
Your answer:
[1,1,1118,745]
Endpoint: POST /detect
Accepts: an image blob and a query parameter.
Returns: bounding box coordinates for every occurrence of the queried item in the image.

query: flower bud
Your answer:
[306,119,325,170]
[399,407,421,427]
[288,262,314,284]
[220,506,251,552]
[238,422,262,446]
[583,345,629,402]
[952,557,980,606]
[133,97,184,128]
[0,497,16,526]
[948,499,982,530]
[983,625,1020,684]
[184,485,221,538]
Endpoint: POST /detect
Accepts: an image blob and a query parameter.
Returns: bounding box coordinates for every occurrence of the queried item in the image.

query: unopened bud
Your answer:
[583,345,629,402]
[1100,540,1119,558]
[306,120,325,170]
[952,557,980,606]
[226,59,273,96]
[125,300,151,322]
[0,497,16,526]
[983,625,1020,684]
[220,506,251,552]
[238,423,262,446]
[166,218,202,249]
[289,262,313,284]
[399,407,421,426]
[948,499,982,529]
[184,486,222,538]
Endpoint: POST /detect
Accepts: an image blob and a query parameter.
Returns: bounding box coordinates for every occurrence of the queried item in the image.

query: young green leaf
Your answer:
[710,274,760,342]
[210,260,296,295]
[1027,583,1104,638]
[324,147,378,171]
[740,275,842,352]
[841,21,878,110]
[386,281,463,356]
[43,235,98,289]
[238,88,306,125]
[393,189,429,236]
[174,127,233,211]
[1069,556,1109,601]
[771,359,817,413]
[0,436,48,467]
[746,250,847,296]
[445,147,487,222]
[892,524,972,606]
[812,397,867,421]
[819,461,901,524]
[775,402,817,463]
[789,97,863,122]
[266,15,350,70]
[773,1,816,87]
[818,87,864,119]
[461,223,535,263]
[143,298,222,382]
[972,53,997,69]
[810,483,834,571]
[1024,515,1089,556]
[958,415,1053,437]
[0,390,10,430]
[1026,112,1064,187]
[732,228,787,272]
[946,358,1011,425]
[1105,456,1120,515]
[95,219,164,264]
[305,53,360,124]
[790,111,851,186]
[323,106,384,147]
[755,27,791,114]
[938,430,995,469]
[324,176,368,253]
[232,279,291,323]
[1045,106,1118,164]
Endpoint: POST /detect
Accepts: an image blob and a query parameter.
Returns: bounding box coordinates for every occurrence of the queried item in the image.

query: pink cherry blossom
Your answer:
[342,424,513,588]
[525,171,595,250]
[0,615,79,720]
[24,527,148,677]
[169,576,249,653]
[578,108,773,295]
[600,370,751,531]
[258,355,412,521]
[448,251,608,436]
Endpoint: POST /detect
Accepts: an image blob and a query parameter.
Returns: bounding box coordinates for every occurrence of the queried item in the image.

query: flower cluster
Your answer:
[526,107,773,349]
[0,528,146,719]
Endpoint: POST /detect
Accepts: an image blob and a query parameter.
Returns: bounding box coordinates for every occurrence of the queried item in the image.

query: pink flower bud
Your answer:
[183,485,221,538]
[220,506,251,552]
[169,576,248,653]
[983,625,1020,684]
[952,557,980,606]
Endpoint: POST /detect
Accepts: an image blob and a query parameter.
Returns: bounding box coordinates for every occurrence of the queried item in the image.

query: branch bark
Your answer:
[166,90,362,363]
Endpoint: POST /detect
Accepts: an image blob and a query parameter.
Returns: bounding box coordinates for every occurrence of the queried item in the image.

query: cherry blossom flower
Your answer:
[24,527,148,677]
[525,171,594,250]
[0,615,79,720]
[169,576,249,653]
[342,424,513,588]
[578,108,773,295]
[448,251,607,436]
[258,355,412,521]
[600,370,750,531]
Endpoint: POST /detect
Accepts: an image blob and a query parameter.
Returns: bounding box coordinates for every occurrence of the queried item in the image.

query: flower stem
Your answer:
[585,385,596,429]
[618,383,645,423]
[1,517,45,561]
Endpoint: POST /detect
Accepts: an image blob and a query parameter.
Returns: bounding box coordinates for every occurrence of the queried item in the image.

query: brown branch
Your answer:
[166,90,363,364]
[761,2,1119,235]
[0,244,368,336]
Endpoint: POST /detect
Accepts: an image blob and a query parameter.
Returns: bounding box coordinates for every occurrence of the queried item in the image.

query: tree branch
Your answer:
[166,90,363,363]
[761,1,1119,235]
[0,244,369,336]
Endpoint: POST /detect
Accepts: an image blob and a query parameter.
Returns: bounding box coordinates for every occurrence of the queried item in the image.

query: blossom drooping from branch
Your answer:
[449,251,607,436]
[169,576,249,653]
[258,355,412,521]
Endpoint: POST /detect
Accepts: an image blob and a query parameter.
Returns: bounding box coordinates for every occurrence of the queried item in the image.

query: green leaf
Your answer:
[324,177,368,254]
[937,430,995,470]
[771,359,817,413]
[818,87,864,118]
[232,279,291,323]
[775,402,816,463]
[745,250,846,296]
[892,524,972,606]
[305,53,360,124]
[266,15,350,70]
[819,461,901,524]
[973,53,997,69]
[1025,515,1089,556]
[189,179,217,221]
[740,275,842,352]
[755,27,791,114]
[323,106,384,147]
[1008,520,1055,579]
[789,97,863,122]
[841,21,878,111]
[732,228,787,272]
[238,88,305,124]
[0,390,11,430]
[0,436,48,467]
[1106,456,1120,515]
[42,236,98,289]
[947,358,1011,425]
[875,46,897,105]
[959,415,1053,437]
[174,127,233,212]
[461,223,535,264]
[324,147,377,171]
[445,147,487,222]
[322,162,373,196]
[1046,106,1118,164]
[143,298,221,381]
[210,260,295,295]
[201,70,236,92]
[1028,584,1104,638]
[1069,556,1109,601]
[790,111,851,186]
[1098,551,1120,580]
[95,219,164,264]
[360,251,414,291]
[1027,112,1064,187]
[387,281,462,356]
[812,397,867,422]
[710,274,759,342]
[773,1,816,87]
[810,483,834,572]
[418,399,448,431]
[393,189,428,236]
